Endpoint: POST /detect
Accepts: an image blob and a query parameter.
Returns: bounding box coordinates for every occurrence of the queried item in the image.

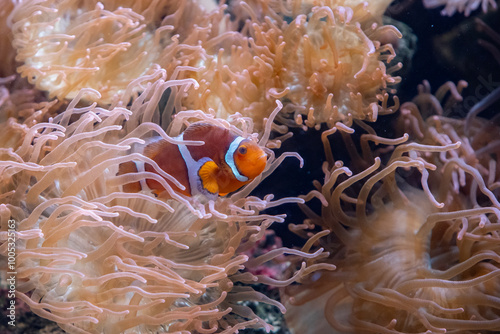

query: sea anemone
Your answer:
[8,0,221,103]
[9,0,402,132]
[422,0,497,17]
[0,0,16,78]
[185,0,402,131]
[4,0,498,333]
[0,75,332,333]
[283,81,500,333]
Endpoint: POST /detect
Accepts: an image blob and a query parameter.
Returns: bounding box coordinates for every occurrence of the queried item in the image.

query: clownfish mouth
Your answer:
[256,153,268,168]
[239,151,268,180]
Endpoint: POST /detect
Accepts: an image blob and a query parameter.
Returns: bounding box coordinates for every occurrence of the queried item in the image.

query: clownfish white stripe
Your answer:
[134,161,152,193]
[176,133,202,196]
[225,136,249,182]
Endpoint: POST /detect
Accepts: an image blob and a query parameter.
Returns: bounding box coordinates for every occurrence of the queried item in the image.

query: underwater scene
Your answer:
[0,0,499,333]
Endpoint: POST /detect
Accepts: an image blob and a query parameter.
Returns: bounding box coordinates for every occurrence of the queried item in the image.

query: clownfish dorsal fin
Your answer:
[198,160,219,195]
[182,122,225,141]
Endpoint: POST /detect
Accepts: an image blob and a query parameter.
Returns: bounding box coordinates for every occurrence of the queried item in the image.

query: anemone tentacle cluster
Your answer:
[9,0,222,103]
[9,0,401,131]
[283,81,500,333]
[0,74,333,333]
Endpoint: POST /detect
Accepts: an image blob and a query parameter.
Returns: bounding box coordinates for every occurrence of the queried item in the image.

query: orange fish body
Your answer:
[118,123,267,198]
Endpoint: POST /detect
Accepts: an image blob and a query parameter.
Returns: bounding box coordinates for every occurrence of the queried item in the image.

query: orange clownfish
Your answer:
[118,122,267,198]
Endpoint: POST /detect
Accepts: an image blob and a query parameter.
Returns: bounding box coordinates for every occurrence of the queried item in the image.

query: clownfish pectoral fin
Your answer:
[198,160,219,195]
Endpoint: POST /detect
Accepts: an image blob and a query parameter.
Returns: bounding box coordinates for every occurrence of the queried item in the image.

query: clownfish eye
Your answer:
[238,146,247,155]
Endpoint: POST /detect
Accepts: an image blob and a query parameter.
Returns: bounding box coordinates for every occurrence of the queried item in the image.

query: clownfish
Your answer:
[118,122,267,198]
